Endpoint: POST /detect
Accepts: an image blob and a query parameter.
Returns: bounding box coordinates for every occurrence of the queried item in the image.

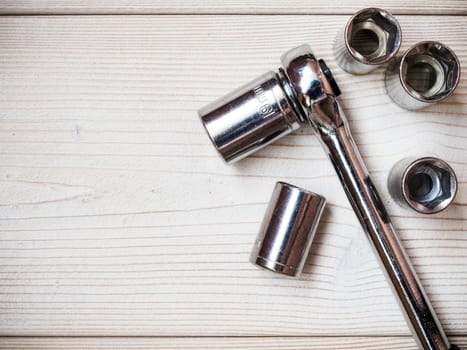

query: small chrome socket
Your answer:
[250,182,326,277]
[388,157,458,214]
[333,8,401,74]
[385,41,461,110]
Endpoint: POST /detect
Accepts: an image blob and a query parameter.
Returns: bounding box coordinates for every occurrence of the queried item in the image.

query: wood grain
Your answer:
[0,336,466,349]
[0,0,466,15]
[0,15,466,339]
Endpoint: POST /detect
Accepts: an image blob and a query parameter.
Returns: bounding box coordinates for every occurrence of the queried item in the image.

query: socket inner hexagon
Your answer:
[403,157,457,214]
[401,42,461,101]
[346,8,401,65]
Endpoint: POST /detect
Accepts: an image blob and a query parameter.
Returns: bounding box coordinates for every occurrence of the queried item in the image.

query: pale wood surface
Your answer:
[0,0,466,15]
[0,7,466,350]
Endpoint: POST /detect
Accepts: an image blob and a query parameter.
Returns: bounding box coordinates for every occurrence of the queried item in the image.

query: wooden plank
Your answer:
[0,15,466,337]
[0,0,466,15]
[0,336,467,349]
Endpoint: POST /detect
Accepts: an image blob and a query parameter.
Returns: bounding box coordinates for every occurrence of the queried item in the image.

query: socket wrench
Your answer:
[198,44,458,350]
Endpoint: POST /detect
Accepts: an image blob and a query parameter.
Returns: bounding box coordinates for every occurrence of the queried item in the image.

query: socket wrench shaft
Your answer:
[311,97,453,350]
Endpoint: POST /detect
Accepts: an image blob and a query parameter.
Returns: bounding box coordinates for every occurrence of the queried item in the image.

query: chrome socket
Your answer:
[385,41,461,110]
[333,8,401,74]
[388,157,458,214]
[250,182,326,277]
[199,71,302,164]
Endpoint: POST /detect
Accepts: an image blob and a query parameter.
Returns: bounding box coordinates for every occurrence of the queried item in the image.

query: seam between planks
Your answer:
[0,12,466,16]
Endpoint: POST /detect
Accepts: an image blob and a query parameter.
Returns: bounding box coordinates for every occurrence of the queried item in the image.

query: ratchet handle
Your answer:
[310,97,453,350]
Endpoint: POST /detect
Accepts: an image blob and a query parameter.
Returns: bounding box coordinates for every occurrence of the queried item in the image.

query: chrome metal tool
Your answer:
[333,8,401,74]
[250,182,326,277]
[388,157,458,214]
[385,41,460,110]
[198,44,459,350]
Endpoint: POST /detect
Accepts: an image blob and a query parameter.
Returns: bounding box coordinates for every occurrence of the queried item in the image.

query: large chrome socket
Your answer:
[199,71,303,164]
[385,41,461,110]
[333,8,401,74]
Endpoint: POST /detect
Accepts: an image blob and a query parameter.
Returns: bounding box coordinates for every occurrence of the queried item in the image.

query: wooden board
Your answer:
[0,0,466,15]
[0,10,466,349]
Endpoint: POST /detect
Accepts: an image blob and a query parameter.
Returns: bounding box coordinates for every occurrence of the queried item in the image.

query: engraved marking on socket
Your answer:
[253,86,275,118]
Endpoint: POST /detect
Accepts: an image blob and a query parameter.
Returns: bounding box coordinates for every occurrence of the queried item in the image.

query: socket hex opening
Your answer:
[345,8,401,65]
[400,41,460,102]
[402,157,457,214]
